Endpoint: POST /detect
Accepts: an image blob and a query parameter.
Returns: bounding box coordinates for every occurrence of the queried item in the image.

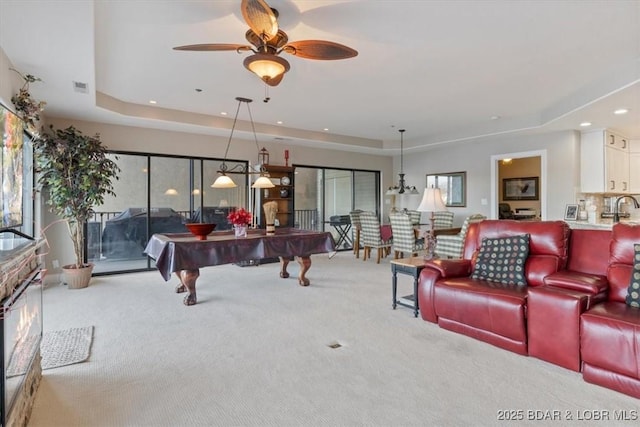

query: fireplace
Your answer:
[0,237,44,427]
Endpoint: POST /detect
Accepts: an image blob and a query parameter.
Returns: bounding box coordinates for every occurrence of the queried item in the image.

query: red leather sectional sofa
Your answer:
[418,219,640,399]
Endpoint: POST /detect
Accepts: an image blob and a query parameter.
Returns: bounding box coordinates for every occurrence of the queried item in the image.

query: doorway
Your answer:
[490,150,547,220]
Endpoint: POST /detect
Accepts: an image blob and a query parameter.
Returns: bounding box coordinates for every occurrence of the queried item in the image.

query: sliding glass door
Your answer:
[88,153,247,275]
[293,166,380,251]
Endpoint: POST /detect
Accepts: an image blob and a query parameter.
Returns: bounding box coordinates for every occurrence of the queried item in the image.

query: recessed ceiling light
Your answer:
[490,115,501,120]
[580,122,592,127]
[149,100,157,104]
[277,120,283,125]
[323,128,329,131]
[614,108,629,115]
[221,112,227,116]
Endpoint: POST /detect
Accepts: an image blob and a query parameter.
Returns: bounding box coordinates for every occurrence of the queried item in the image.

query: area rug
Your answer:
[7,326,94,377]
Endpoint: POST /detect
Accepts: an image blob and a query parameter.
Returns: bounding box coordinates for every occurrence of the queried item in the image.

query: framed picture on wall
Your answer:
[502,177,539,201]
[564,204,579,221]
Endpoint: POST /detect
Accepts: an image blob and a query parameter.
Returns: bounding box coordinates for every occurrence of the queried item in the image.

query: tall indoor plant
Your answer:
[34,125,120,288]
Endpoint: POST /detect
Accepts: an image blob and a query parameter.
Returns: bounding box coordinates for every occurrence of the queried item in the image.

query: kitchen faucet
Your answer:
[614,195,640,223]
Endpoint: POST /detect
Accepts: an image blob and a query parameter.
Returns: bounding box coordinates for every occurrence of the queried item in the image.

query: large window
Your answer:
[89,152,247,274]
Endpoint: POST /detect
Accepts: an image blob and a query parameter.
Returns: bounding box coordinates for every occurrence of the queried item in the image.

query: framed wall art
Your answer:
[502,177,539,201]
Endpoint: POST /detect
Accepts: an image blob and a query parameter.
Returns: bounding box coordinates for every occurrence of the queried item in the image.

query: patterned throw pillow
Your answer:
[470,234,530,286]
[625,244,640,308]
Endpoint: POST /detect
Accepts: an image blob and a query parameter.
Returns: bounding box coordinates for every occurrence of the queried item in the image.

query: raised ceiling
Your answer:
[1,0,639,154]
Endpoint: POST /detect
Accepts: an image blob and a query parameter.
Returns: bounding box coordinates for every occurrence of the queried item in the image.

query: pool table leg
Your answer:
[279,256,312,286]
[174,269,199,305]
[297,256,311,286]
[279,257,291,278]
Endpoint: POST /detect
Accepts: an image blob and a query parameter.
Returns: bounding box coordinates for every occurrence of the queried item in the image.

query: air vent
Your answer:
[72,81,88,94]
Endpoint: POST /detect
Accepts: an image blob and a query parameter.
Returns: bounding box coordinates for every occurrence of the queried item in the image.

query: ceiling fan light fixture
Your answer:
[243,53,290,82]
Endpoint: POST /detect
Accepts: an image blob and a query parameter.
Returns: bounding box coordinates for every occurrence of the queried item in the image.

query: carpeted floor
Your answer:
[28,252,638,426]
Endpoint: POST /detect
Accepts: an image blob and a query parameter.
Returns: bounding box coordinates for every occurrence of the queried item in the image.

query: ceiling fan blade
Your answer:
[173,44,252,52]
[283,40,358,60]
[241,0,278,41]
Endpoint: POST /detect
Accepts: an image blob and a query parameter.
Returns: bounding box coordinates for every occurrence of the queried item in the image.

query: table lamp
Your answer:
[416,186,447,259]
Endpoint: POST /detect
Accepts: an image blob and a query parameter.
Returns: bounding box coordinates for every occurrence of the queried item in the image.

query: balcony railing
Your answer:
[86,208,321,262]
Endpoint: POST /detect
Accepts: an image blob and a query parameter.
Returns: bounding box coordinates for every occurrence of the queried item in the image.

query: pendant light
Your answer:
[386,129,419,196]
[211,97,275,189]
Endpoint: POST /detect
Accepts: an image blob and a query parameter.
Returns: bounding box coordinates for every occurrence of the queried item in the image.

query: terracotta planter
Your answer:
[62,263,94,289]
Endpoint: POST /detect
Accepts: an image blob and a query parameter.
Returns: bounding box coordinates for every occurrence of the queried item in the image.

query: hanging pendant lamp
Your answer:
[211,97,275,189]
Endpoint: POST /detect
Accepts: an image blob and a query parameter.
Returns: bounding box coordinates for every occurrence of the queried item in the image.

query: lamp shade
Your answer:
[416,187,447,212]
[243,54,290,82]
[251,176,275,189]
[211,175,237,189]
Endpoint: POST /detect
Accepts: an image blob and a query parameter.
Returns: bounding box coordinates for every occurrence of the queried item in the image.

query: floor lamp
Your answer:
[417,187,447,259]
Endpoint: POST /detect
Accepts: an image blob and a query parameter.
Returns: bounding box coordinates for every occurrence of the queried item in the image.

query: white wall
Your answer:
[397,130,580,226]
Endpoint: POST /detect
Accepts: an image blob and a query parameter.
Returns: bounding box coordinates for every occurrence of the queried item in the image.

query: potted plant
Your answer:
[10,68,46,131]
[227,207,252,237]
[34,125,120,288]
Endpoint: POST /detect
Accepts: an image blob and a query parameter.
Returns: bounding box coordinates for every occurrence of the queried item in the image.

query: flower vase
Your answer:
[234,224,248,238]
[423,232,437,260]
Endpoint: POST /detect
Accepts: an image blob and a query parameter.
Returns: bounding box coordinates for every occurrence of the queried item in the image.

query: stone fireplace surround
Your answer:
[0,237,44,427]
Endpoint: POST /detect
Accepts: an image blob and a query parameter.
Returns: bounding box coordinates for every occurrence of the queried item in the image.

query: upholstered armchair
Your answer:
[389,212,425,258]
[435,214,486,259]
[359,211,392,263]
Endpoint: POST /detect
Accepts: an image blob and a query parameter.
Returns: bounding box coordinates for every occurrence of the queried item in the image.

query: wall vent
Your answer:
[72,81,88,93]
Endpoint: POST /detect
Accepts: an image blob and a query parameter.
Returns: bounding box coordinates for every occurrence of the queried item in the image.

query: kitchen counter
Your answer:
[567,219,640,230]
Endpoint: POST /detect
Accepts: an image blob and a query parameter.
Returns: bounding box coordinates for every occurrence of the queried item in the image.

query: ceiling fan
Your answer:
[173,0,358,87]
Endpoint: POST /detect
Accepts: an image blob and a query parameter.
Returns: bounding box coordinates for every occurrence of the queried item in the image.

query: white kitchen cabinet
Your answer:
[605,131,629,151]
[629,140,640,193]
[581,129,630,193]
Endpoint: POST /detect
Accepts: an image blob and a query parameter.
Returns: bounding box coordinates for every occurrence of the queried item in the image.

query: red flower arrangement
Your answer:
[227,208,252,226]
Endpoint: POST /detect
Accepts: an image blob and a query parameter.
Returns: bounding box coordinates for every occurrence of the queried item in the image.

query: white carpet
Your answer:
[28,252,638,426]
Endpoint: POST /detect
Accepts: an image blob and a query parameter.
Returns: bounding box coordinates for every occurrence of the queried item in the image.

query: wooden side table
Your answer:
[390,256,427,317]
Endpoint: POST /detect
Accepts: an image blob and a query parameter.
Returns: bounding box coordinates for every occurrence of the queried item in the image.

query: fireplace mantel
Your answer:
[0,237,44,427]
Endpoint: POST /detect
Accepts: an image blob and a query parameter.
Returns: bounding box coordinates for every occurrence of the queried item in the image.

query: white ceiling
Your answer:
[1,0,639,155]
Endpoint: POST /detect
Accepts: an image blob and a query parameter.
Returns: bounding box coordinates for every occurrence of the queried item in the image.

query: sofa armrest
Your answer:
[424,259,472,278]
[418,259,471,323]
[528,286,591,371]
[543,270,608,295]
[418,267,440,323]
